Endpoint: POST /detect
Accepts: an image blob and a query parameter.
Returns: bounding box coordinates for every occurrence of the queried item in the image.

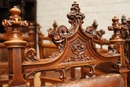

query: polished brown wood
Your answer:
[38,20,110,85]
[0,0,37,49]
[37,22,58,59]
[23,1,127,87]
[0,6,35,86]
[37,22,60,85]
[1,1,130,87]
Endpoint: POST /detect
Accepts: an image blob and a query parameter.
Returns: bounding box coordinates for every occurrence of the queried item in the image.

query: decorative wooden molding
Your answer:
[23,2,120,81]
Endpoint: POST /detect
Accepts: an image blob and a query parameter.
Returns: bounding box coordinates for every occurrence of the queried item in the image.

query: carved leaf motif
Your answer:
[67,1,85,25]
[64,40,92,62]
[71,40,88,61]
[48,25,69,52]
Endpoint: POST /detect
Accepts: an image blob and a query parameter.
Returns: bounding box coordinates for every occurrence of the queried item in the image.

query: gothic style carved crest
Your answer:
[22,1,120,81]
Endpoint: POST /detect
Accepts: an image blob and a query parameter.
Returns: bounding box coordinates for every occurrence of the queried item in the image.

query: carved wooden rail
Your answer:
[1,1,130,87]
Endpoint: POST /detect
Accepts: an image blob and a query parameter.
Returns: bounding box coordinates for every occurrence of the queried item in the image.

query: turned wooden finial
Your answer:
[2,6,28,27]
[1,6,28,87]
[10,6,21,16]
[2,6,28,41]
[121,15,127,25]
[108,16,123,41]
[112,16,120,29]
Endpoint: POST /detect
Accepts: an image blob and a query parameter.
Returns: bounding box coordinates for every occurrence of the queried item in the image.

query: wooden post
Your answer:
[108,16,129,87]
[2,6,28,87]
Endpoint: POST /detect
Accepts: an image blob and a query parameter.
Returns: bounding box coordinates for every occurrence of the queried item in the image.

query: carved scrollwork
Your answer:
[24,48,39,62]
[83,65,95,78]
[48,25,69,52]
[86,20,98,35]
[86,20,106,40]
[108,44,117,55]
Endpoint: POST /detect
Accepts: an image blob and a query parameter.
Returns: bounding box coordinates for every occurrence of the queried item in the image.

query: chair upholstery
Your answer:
[51,74,123,87]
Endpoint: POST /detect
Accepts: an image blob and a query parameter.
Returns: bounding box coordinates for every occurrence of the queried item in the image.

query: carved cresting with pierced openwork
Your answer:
[22,1,120,83]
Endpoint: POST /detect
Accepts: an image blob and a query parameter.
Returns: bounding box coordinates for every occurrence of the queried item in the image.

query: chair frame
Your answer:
[1,2,130,87]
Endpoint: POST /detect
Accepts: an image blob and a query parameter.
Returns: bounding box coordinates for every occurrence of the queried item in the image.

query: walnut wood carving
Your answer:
[2,6,28,87]
[23,1,122,85]
[1,1,130,87]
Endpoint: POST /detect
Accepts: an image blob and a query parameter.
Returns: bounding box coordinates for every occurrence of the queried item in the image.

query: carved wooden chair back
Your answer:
[23,1,128,87]
[35,3,130,87]
[1,2,129,87]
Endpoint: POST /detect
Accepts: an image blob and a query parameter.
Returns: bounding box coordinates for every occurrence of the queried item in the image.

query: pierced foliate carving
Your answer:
[71,40,86,59]
[48,1,85,53]
[86,20,98,35]
[67,1,85,32]
[64,40,93,62]
[48,25,69,52]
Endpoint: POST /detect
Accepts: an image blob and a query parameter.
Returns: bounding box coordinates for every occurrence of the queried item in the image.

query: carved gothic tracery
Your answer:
[56,67,70,80]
